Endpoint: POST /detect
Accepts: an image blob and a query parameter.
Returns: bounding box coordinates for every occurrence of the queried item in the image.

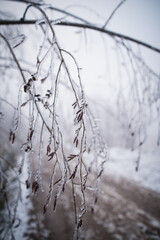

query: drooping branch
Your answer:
[0,20,160,54]
[0,32,26,83]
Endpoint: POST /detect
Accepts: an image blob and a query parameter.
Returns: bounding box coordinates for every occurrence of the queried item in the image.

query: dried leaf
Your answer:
[69,166,78,179]
[32,181,39,194]
[13,219,20,228]
[73,136,77,144]
[46,145,51,156]
[78,219,82,229]
[25,180,30,189]
[48,151,55,161]
[29,130,34,141]
[76,139,78,148]
[97,169,103,178]
[91,207,94,214]
[25,146,31,152]
[21,101,28,107]
[9,131,15,144]
[41,76,47,83]
[53,178,61,186]
[28,78,32,85]
[72,101,78,109]
[12,133,15,144]
[53,198,57,211]
[76,109,81,115]
[13,42,23,49]
[62,183,65,192]
[77,112,83,122]
[94,197,98,204]
[19,166,22,174]
[43,204,47,214]
[24,84,29,93]
[138,141,143,147]
[67,154,78,161]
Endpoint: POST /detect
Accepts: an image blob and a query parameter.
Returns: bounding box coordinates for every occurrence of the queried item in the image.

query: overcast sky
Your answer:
[1,0,160,103]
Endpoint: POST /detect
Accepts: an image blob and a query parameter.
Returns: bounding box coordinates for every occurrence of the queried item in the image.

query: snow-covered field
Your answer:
[106,147,160,193]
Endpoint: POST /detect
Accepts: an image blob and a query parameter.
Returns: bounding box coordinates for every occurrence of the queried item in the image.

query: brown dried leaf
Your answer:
[69,166,78,179]
[67,154,78,161]
[73,136,77,144]
[62,183,65,192]
[78,219,82,229]
[48,151,55,161]
[53,178,61,186]
[77,112,83,122]
[25,180,30,189]
[76,109,81,115]
[76,139,78,148]
[94,197,98,204]
[72,101,78,109]
[43,204,47,214]
[19,166,22,174]
[29,130,34,141]
[13,218,21,228]
[91,207,94,214]
[138,141,143,147]
[21,101,28,107]
[97,169,103,178]
[53,198,57,211]
[28,78,32,85]
[25,146,31,152]
[32,181,39,194]
[41,76,48,83]
[9,131,15,144]
[46,145,51,156]
[24,85,27,92]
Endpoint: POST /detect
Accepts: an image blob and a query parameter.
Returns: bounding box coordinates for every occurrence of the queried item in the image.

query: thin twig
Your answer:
[102,0,127,28]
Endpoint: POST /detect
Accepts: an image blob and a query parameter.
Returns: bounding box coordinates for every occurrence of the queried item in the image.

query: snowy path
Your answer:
[17,147,160,240]
[31,150,160,240]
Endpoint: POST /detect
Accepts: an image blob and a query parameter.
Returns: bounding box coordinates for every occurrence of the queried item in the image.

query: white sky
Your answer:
[1,0,159,98]
[50,0,160,46]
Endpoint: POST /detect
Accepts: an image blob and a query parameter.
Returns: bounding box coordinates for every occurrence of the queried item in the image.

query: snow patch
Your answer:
[105,147,160,193]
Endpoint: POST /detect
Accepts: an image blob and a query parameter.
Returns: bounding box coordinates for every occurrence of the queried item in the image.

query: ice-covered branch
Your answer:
[0,20,160,54]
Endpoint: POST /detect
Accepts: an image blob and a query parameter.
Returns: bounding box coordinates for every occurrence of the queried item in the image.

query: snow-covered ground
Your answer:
[106,147,160,193]
[13,158,49,240]
[13,158,33,240]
